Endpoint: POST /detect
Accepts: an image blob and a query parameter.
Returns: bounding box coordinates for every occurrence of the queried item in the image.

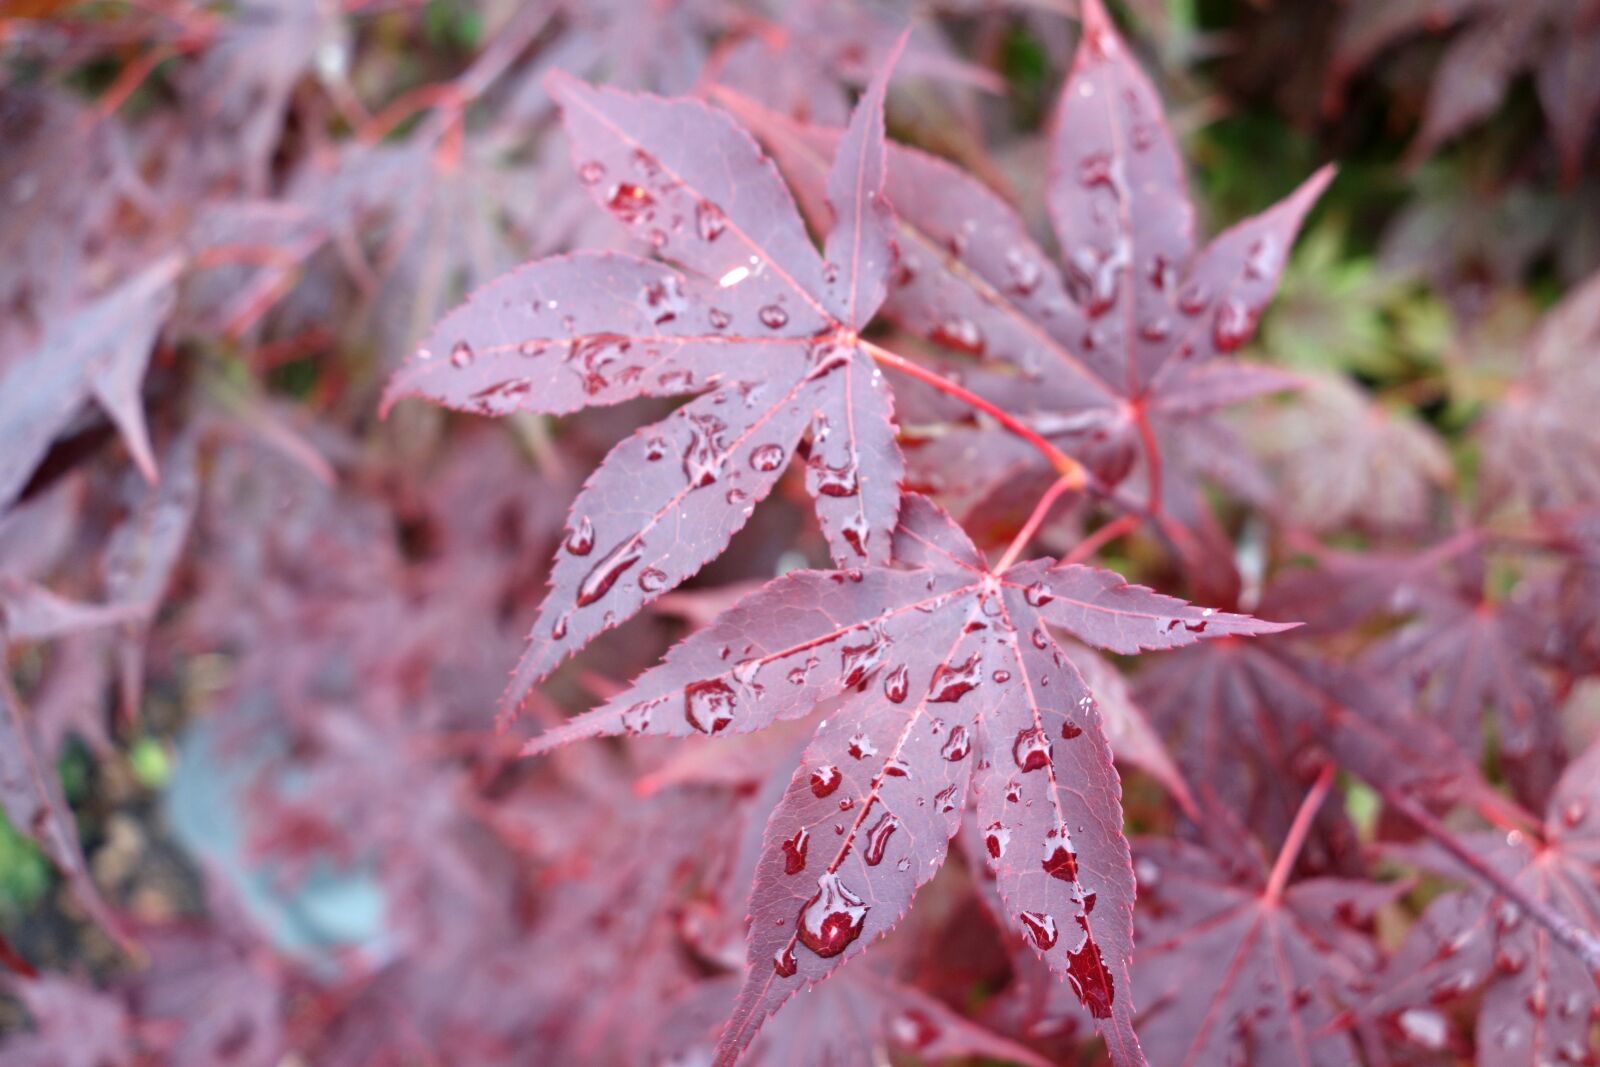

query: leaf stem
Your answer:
[861,339,1089,487]
[1381,785,1600,974]
[1131,402,1164,516]
[995,474,1079,572]
[1063,513,1141,566]
[1264,764,1336,904]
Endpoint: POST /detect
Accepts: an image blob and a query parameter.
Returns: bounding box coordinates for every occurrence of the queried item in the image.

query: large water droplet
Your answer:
[606,182,655,223]
[934,783,959,813]
[796,872,869,958]
[684,679,737,734]
[928,653,982,703]
[1019,911,1058,950]
[840,626,888,688]
[808,457,860,498]
[1067,240,1128,318]
[940,725,971,762]
[1014,728,1052,772]
[1066,925,1115,1018]
[810,764,843,798]
[783,828,809,875]
[883,665,910,703]
[773,942,798,977]
[565,517,595,556]
[1043,835,1079,882]
[567,333,634,396]
[681,412,728,488]
[839,513,870,558]
[576,540,643,606]
[1024,582,1054,607]
[864,811,899,866]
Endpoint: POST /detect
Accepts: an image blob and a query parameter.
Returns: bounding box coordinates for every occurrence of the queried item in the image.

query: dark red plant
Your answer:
[5,1,1600,1065]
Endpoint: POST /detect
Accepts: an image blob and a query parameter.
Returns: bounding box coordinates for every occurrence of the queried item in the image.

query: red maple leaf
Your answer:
[524,494,1288,1064]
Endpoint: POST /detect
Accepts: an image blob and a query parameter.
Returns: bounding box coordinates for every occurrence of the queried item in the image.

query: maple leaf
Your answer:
[1365,741,1600,1067]
[1329,0,1600,182]
[716,0,1330,512]
[1246,373,1453,534]
[1363,569,1564,808]
[523,493,1288,1065]
[0,974,133,1067]
[1131,794,1404,1067]
[0,254,182,511]
[383,39,913,721]
[1474,270,1600,517]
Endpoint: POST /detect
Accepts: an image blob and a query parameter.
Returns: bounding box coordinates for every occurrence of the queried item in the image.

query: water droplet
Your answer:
[620,699,658,735]
[928,314,986,357]
[1006,249,1043,295]
[681,412,728,488]
[1178,282,1211,315]
[684,679,737,734]
[641,277,686,324]
[1066,926,1115,1017]
[1024,582,1054,607]
[708,307,732,330]
[578,160,606,184]
[1139,317,1171,342]
[467,377,534,414]
[890,1008,940,1049]
[517,340,545,357]
[808,456,859,497]
[1014,728,1051,772]
[773,942,798,977]
[1067,239,1129,317]
[940,725,971,762]
[565,517,595,556]
[783,828,809,874]
[758,304,789,329]
[934,783,959,813]
[576,540,643,606]
[644,436,667,461]
[881,758,909,778]
[1004,781,1021,803]
[695,199,727,242]
[450,340,475,367]
[840,627,888,688]
[985,821,1010,859]
[1031,626,1051,650]
[864,811,899,866]
[1061,721,1084,740]
[883,665,910,704]
[839,513,870,557]
[1212,297,1258,352]
[1244,236,1279,280]
[551,614,568,640]
[1562,799,1587,827]
[928,653,982,703]
[847,733,877,760]
[567,333,634,396]
[605,182,655,223]
[992,670,1012,683]
[1079,151,1115,189]
[796,872,869,958]
[1020,911,1058,950]
[1043,837,1079,881]
[810,764,843,798]
[638,567,668,593]
[749,443,785,472]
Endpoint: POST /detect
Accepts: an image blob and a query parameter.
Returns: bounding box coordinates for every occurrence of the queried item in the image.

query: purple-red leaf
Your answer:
[527,495,1283,1065]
